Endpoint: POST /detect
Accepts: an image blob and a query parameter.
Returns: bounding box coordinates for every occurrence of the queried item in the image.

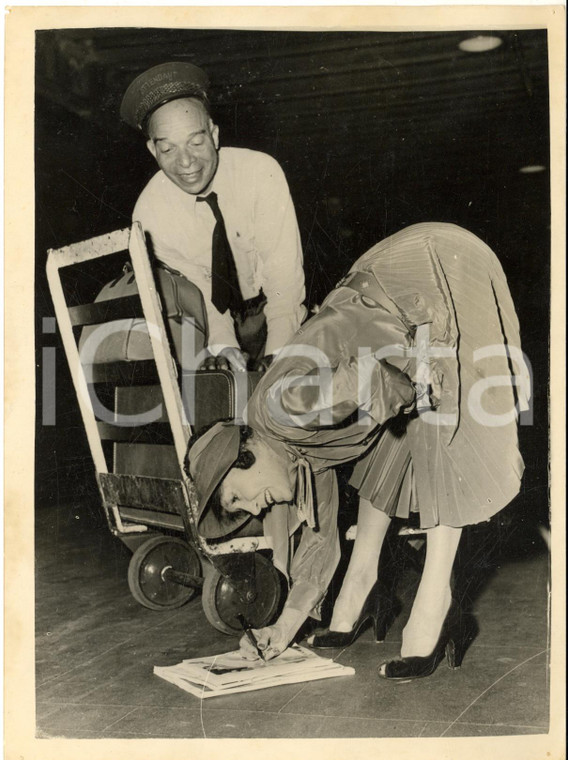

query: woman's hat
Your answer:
[120,62,210,131]
[186,421,251,539]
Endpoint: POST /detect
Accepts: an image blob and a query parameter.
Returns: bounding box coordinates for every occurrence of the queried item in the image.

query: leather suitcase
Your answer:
[113,370,261,477]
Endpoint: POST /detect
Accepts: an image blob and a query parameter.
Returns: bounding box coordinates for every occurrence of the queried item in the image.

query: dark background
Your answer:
[35,28,550,538]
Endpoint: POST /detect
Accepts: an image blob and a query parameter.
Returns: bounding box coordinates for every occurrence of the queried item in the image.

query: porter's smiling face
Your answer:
[146,98,219,195]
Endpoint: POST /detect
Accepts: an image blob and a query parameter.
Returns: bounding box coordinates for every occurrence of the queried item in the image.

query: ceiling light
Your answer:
[458,35,503,53]
[519,165,546,174]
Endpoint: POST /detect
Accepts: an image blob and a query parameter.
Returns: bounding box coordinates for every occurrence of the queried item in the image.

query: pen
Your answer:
[236,613,266,662]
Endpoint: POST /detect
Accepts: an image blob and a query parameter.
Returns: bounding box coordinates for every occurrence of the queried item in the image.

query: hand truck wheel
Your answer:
[201,553,284,635]
[127,535,202,610]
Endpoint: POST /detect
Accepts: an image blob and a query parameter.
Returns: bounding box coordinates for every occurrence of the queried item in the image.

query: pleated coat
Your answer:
[348,222,529,527]
[246,222,529,616]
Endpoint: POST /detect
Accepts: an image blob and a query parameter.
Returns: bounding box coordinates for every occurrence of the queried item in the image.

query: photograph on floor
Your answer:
[4,5,564,755]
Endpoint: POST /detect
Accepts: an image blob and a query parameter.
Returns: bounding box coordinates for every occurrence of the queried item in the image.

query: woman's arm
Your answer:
[239,469,340,659]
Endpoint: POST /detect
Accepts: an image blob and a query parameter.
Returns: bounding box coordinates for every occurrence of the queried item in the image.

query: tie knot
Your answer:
[197,191,222,221]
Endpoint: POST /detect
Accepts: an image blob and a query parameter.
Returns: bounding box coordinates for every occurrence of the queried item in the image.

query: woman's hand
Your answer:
[238,607,307,661]
[239,624,289,661]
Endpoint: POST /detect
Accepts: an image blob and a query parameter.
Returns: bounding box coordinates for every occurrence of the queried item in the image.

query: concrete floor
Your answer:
[35,501,550,739]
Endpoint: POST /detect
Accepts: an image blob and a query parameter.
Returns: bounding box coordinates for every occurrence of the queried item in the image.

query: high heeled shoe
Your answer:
[307,580,396,648]
[378,601,463,681]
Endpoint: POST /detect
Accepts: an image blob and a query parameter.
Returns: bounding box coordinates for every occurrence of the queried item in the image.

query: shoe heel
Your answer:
[373,615,386,643]
[373,606,393,643]
[372,593,399,642]
[445,638,460,669]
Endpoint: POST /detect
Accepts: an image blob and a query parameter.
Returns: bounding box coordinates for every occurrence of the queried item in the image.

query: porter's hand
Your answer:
[198,347,249,373]
[254,354,275,374]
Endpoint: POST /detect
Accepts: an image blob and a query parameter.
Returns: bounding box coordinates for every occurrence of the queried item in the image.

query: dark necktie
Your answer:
[197,191,244,315]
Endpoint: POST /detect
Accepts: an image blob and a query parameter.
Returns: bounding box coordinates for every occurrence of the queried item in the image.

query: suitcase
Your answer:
[113,370,262,477]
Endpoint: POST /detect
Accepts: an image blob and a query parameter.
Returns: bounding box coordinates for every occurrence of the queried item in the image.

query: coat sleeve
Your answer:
[280,469,341,620]
[265,355,415,430]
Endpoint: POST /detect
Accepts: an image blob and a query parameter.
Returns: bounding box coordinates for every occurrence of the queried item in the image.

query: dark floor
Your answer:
[35,501,550,739]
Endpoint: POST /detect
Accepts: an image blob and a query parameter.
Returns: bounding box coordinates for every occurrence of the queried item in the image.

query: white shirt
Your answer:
[133,147,307,356]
